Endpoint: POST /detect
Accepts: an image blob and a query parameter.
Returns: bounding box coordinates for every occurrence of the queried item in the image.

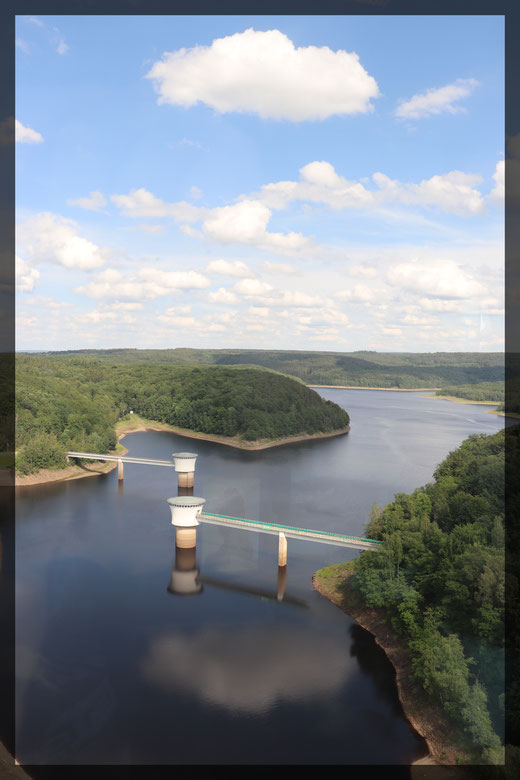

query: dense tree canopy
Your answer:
[41,348,504,390]
[435,382,504,403]
[15,356,349,474]
[350,428,509,761]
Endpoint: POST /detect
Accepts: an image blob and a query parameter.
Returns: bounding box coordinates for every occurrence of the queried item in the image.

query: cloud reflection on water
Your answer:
[142,624,353,714]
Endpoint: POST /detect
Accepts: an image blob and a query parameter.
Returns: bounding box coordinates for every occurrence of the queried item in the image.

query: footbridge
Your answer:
[67,451,175,467]
[66,450,197,486]
[198,512,381,551]
[67,451,382,554]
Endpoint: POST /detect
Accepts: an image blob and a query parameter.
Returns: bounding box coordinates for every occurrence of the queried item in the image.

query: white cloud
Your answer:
[373,170,484,216]
[164,305,192,316]
[204,200,271,244]
[418,298,465,313]
[146,28,379,121]
[16,256,40,292]
[15,120,43,144]
[138,224,166,234]
[259,161,373,211]
[207,287,239,304]
[179,224,202,238]
[16,38,31,54]
[157,313,198,327]
[387,261,486,299]
[346,264,377,279]
[261,261,299,275]
[82,310,117,323]
[258,161,484,216]
[203,199,312,254]
[110,302,144,311]
[248,306,270,317]
[17,213,107,270]
[401,313,440,325]
[233,278,273,297]
[232,279,327,310]
[67,191,107,211]
[112,188,206,222]
[489,160,504,201]
[190,186,202,199]
[381,327,402,336]
[395,78,479,119]
[335,283,377,303]
[75,267,210,300]
[53,28,69,55]
[205,259,255,277]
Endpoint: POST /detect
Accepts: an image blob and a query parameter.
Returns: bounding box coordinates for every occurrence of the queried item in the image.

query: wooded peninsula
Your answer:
[14,354,349,475]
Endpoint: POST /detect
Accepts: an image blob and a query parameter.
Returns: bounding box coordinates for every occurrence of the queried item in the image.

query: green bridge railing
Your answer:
[199,511,382,546]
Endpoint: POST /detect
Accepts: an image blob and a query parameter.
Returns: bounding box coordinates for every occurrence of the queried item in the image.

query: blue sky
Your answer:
[15,14,504,351]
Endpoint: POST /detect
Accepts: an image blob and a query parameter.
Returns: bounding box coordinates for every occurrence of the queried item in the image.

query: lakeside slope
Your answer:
[313,561,472,766]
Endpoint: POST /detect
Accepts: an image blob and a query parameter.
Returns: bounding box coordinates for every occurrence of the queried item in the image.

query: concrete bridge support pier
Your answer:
[117,459,124,481]
[278,532,287,567]
[172,452,198,489]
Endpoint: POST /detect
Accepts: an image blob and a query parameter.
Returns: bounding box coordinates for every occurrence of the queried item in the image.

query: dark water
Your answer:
[15,390,509,765]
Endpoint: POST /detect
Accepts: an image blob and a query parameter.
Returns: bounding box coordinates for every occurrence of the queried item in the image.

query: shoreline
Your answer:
[423,394,499,406]
[15,417,350,487]
[15,440,130,487]
[115,417,350,451]
[307,384,441,391]
[311,385,514,413]
[313,562,473,766]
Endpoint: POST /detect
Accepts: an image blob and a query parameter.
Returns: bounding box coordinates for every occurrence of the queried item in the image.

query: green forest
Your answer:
[328,428,510,762]
[15,355,349,474]
[435,382,505,403]
[42,348,505,390]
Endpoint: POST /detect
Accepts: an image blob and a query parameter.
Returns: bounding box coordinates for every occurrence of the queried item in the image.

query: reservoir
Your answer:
[15,390,510,765]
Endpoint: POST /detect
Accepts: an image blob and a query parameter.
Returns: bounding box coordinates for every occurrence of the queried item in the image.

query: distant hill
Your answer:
[37,348,505,389]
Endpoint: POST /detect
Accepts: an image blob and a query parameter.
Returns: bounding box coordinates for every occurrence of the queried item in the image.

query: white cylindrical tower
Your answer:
[172,452,198,488]
[167,496,205,549]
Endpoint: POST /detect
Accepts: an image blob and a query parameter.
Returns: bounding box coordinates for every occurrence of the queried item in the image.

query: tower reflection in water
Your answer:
[168,545,203,596]
[166,484,297,605]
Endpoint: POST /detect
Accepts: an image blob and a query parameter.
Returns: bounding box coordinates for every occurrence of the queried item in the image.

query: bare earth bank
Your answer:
[15,417,350,487]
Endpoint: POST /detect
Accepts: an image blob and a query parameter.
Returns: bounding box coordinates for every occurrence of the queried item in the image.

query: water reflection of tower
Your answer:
[166,496,205,597]
[168,545,203,596]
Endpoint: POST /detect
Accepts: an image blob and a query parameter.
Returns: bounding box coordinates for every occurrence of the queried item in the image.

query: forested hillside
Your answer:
[435,382,504,403]
[342,429,508,762]
[15,356,349,474]
[42,348,504,389]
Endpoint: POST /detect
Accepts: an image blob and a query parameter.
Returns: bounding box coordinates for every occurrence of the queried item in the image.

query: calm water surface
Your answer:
[15,390,509,765]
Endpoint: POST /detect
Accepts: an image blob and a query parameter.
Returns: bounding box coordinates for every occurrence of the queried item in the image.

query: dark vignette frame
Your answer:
[0,2,516,779]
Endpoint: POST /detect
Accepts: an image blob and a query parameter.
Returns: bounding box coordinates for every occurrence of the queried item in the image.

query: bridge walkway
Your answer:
[67,451,174,467]
[199,512,381,550]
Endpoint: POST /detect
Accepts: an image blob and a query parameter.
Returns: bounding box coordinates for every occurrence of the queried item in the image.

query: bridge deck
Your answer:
[67,452,174,467]
[199,512,381,550]
[66,453,381,550]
